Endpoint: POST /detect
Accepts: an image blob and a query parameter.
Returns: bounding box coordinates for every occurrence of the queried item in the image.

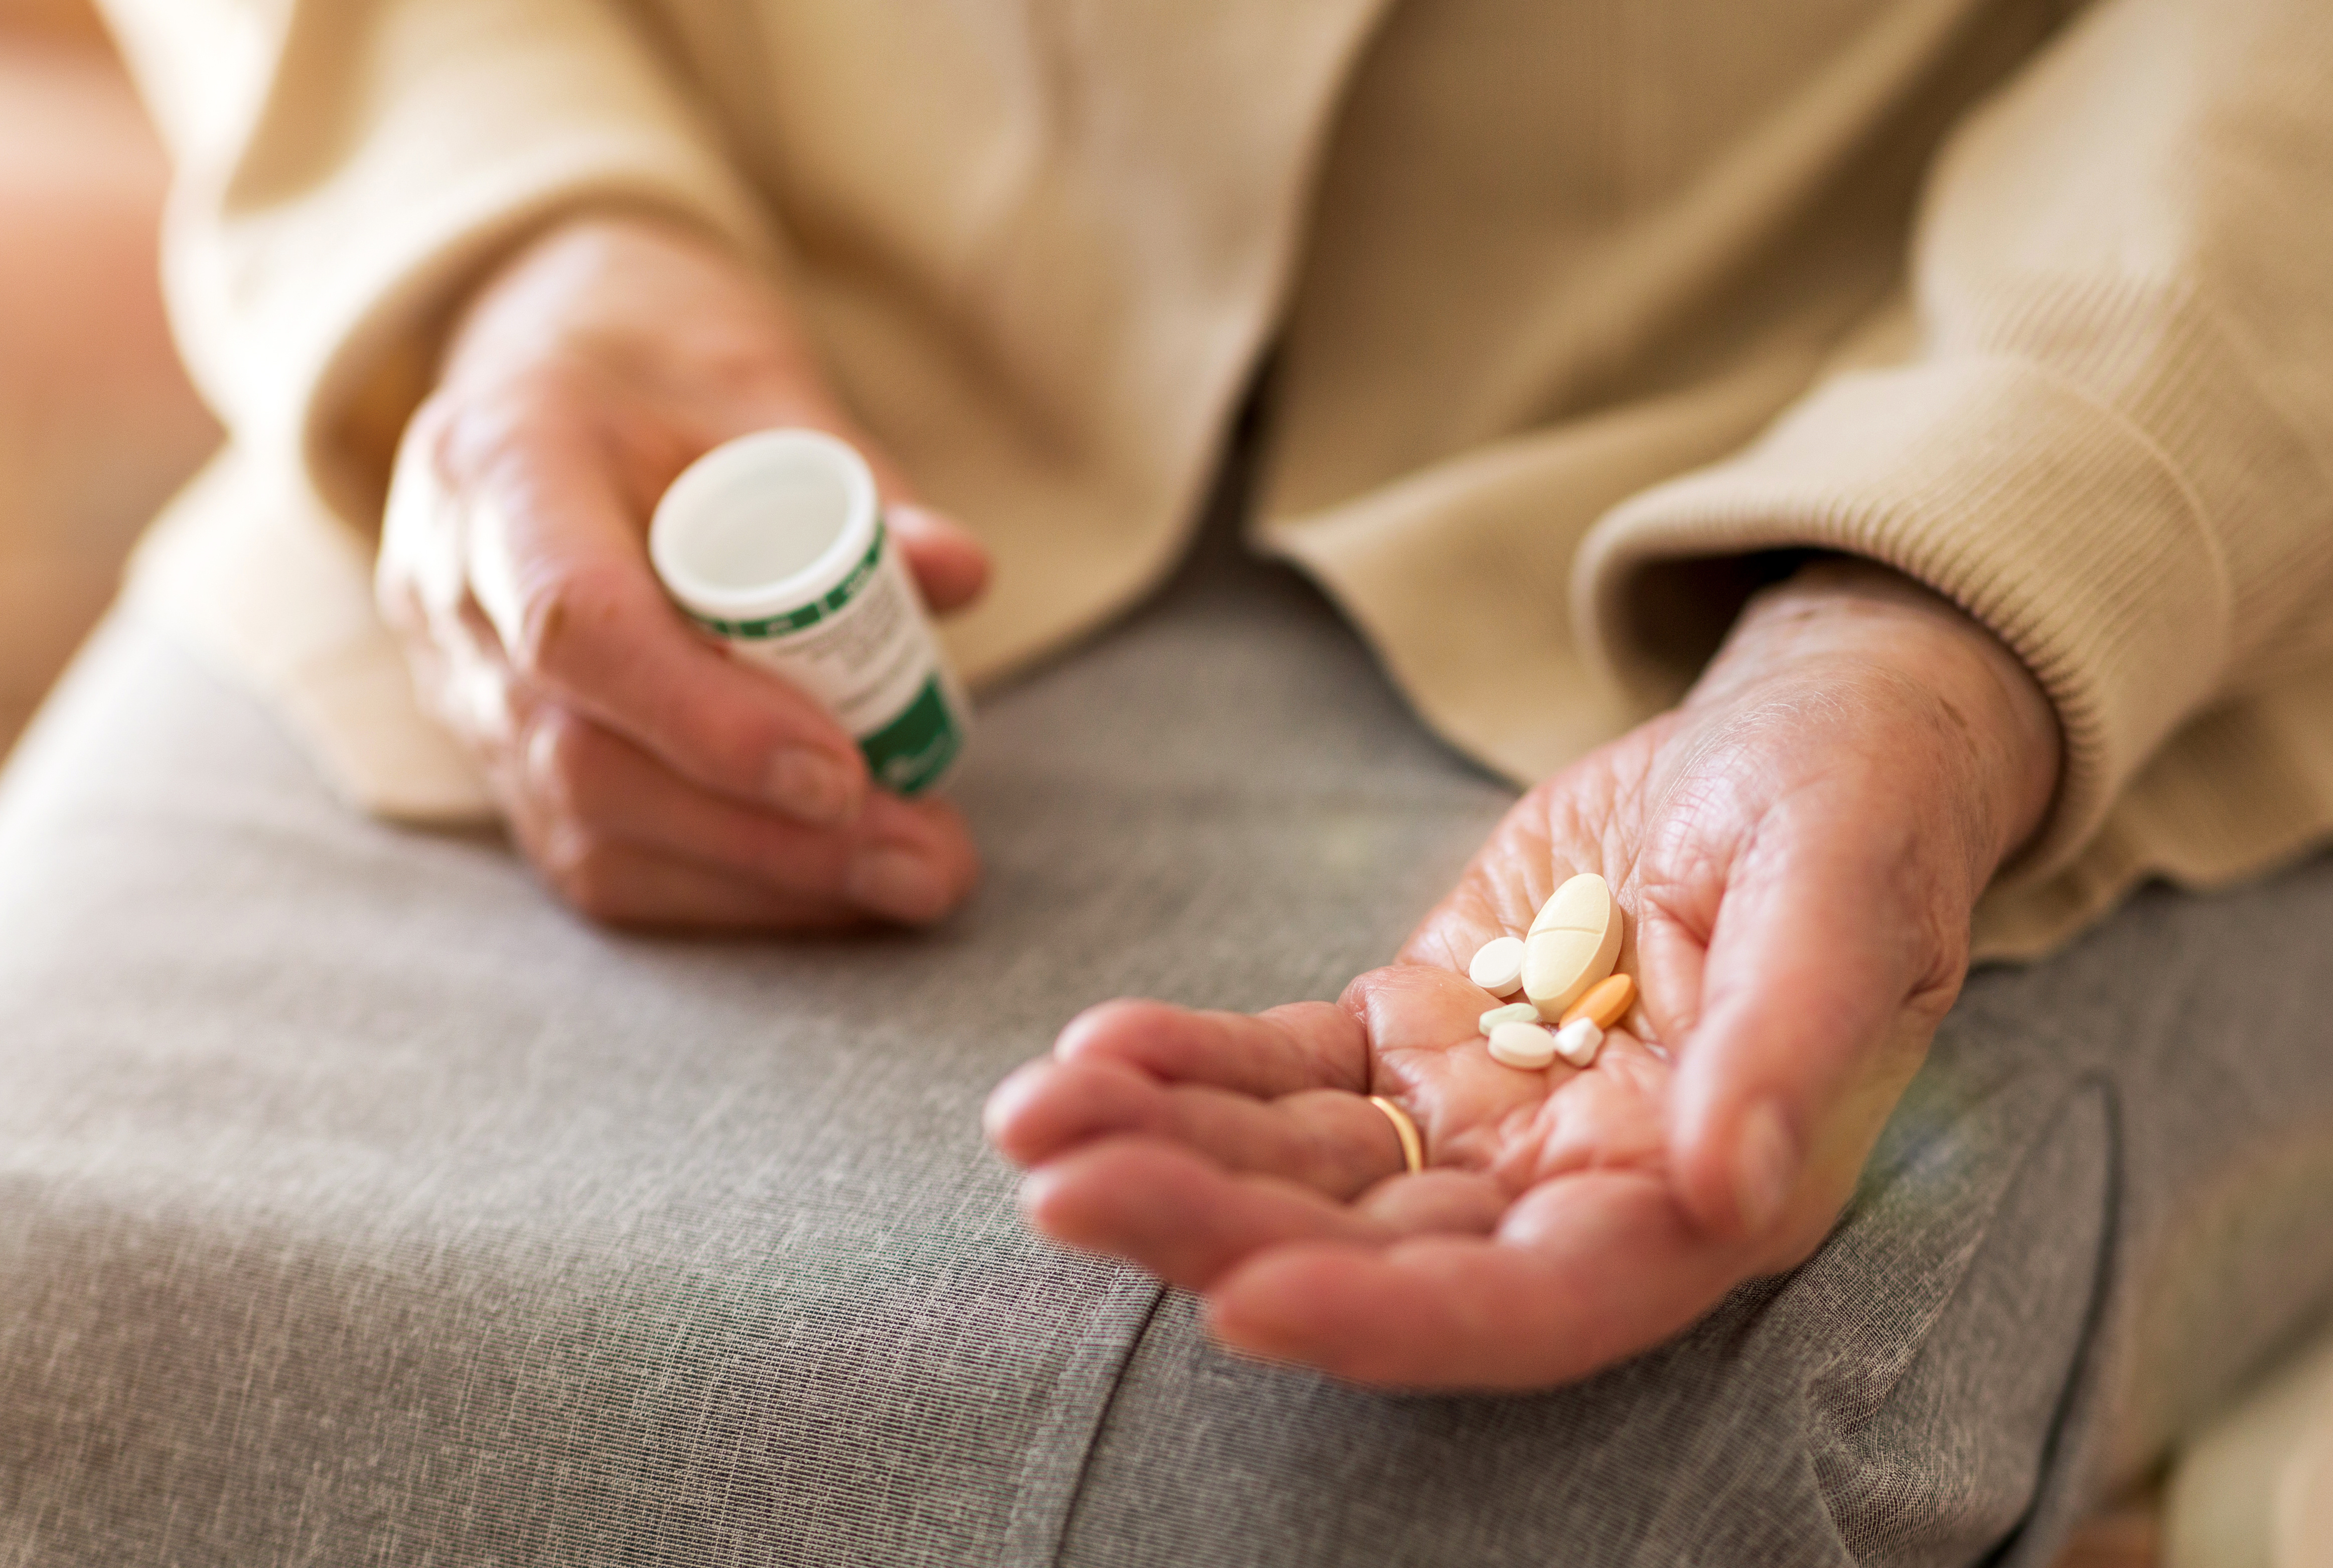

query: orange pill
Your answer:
[1560,972,1635,1031]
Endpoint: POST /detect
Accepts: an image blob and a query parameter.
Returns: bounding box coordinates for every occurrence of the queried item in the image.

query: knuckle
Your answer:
[512,559,630,688]
[438,365,588,470]
[374,569,427,638]
[398,644,477,744]
[522,706,597,813]
[382,399,465,586]
[499,363,597,439]
[538,824,628,921]
[403,389,463,472]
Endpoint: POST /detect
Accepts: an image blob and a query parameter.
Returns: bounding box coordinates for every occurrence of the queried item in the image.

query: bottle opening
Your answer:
[673,462,850,590]
[651,430,878,618]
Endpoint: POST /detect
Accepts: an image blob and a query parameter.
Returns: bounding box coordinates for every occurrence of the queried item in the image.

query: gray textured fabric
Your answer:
[1063,1083,2112,1568]
[1,511,2329,1565]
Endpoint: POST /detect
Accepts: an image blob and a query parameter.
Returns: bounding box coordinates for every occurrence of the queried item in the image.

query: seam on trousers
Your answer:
[1805,1072,2114,1566]
[1817,1059,2093,1446]
[1983,1072,2125,1568]
[997,1270,1169,1568]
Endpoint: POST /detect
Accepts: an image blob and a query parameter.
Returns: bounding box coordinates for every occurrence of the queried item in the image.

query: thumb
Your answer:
[887,502,991,616]
[1665,826,1948,1249]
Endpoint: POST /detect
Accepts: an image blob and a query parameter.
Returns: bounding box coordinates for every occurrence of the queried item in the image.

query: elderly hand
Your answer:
[379,212,989,928]
[986,562,2060,1388]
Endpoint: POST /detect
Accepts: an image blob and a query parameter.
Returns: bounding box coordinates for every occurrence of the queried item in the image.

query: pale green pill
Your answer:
[1478,1002,1542,1034]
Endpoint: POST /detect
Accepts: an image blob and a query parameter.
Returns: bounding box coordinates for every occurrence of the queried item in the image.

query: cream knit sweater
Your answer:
[96,0,2333,960]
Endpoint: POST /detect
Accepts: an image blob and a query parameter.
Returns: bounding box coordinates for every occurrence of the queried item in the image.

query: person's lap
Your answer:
[1,520,2328,1565]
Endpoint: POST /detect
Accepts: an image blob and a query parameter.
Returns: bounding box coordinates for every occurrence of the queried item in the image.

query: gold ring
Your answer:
[1367,1095,1425,1175]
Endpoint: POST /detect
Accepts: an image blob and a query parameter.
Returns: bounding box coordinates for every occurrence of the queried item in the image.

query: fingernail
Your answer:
[1733,1100,1798,1235]
[848,845,949,923]
[767,747,858,824]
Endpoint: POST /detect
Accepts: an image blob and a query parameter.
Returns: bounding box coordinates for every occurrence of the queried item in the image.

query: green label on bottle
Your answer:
[859,675,963,796]
[685,522,888,640]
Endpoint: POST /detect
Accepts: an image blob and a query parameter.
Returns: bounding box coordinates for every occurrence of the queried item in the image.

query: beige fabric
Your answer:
[2164,1326,2333,1568]
[96,0,2333,957]
[124,450,489,816]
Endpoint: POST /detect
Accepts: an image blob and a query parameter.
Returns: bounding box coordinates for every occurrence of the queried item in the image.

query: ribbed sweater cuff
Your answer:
[1574,355,2230,882]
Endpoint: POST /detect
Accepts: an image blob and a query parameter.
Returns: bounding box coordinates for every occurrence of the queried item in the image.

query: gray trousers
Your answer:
[3,514,2330,1566]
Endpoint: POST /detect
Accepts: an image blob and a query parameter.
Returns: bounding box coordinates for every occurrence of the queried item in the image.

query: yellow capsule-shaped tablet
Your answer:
[1523,873,1623,1021]
[1478,1002,1542,1035]
[1560,972,1636,1032]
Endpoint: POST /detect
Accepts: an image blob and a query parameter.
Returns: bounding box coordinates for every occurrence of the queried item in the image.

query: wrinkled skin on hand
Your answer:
[378,212,991,928]
[988,563,2061,1389]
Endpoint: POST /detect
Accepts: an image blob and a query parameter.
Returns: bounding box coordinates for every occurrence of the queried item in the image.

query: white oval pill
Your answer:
[1478,1002,1541,1034]
[1468,936,1527,996]
[1552,1018,1604,1068]
[1487,1020,1558,1070]
[1523,873,1623,1020]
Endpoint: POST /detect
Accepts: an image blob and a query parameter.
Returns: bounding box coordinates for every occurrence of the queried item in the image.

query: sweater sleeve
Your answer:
[1574,0,2333,882]
[96,0,777,531]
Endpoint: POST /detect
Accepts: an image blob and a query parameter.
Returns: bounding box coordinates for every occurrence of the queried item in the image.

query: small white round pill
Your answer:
[1469,936,1527,996]
[1487,1020,1559,1070]
[1552,1018,1605,1068]
[1478,1002,1541,1034]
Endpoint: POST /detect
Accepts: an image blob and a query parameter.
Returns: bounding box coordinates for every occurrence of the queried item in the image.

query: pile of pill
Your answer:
[1467,872,1634,1071]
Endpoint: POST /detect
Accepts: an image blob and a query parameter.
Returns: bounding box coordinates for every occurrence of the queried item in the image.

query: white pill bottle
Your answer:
[649,429,971,797]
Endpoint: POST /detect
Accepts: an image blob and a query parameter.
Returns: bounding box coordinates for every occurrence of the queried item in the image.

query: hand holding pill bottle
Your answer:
[378,214,989,929]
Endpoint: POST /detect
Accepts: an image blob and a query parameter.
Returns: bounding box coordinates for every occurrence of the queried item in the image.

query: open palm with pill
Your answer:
[987,560,2063,1389]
